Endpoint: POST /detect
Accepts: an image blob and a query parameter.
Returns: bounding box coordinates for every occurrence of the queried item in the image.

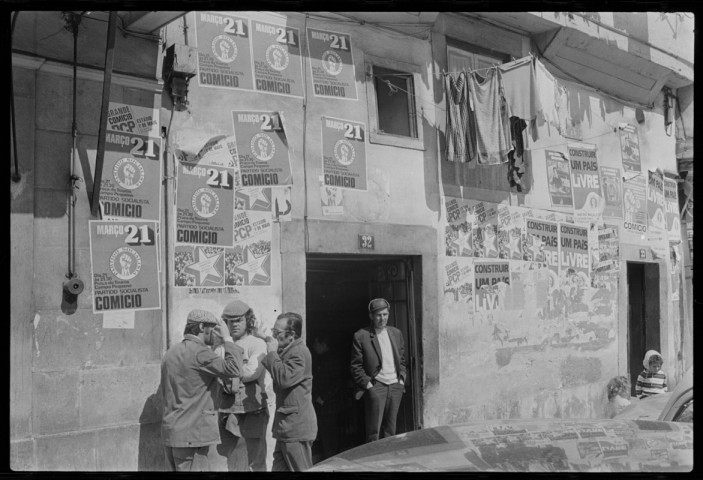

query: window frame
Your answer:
[364,53,424,151]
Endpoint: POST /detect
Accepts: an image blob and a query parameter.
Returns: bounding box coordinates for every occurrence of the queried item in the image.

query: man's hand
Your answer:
[265,336,279,353]
[366,381,373,390]
[212,317,233,344]
[315,396,324,406]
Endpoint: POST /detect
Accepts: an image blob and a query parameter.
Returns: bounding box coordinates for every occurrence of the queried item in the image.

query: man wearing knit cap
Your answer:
[210,300,269,471]
[350,298,406,443]
[160,309,244,472]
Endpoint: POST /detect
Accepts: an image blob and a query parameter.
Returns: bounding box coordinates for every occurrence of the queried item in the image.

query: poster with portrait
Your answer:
[89,220,160,313]
[474,202,499,258]
[524,218,558,275]
[444,196,476,257]
[175,159,235,247]
[622,174,648,236]
[568,142,604,225]
[545,149,573,207]
[663,177,682,243]
[174,245,225,288]
[250,19,304,97]
[195,12,254,90]
[599,166,623,219]
[99,101,161,221]
[321,116,367,191]
[474,260,510,312]
[442,257,473,305]
[306,27,358,100]
[619,123,641,174]
[224,210,272,286]
[232,110,293,186]
[497,204,524,260]
[647,169,668,258]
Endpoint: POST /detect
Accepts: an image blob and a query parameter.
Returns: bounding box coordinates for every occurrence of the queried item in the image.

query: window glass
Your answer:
[674,399,693,423]
[373,66,416,138]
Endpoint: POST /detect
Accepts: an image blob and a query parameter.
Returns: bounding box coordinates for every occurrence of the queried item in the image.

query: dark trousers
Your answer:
[272,440,313,471]
[164,446,210,471]
[363,381,404,443]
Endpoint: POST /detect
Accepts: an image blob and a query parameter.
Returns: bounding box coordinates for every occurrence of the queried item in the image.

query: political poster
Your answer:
[232,110,293,186]
[524,218,558,274]
[647,169,668,258]
[670,243,682,302]
[272,186,292,222]
[474,202,499,258]
[474,260,510,312]
[559,223,589,277]
[444,197,476,257]
[599,166,623,219]
[175,159,235,247]
[321,184,344,216]
[174,245,225,288]
[176,135,238,168]
[619,123,641,174]
[195,12,254,91]
[224,210,273,286]
[664,177,682,243]
[306,27,358,100]
[545,150,573,207]
[250,19,304,97]
[591,224,619,288]
[235,186,273,212]
[568,142,604,225]
[99,102,161,221]
[89,220,160,313]
[622,174,647,236]
[321,116,367,191]
[442,257,473,305]
[507,260,548,312]
[497,204,524,260]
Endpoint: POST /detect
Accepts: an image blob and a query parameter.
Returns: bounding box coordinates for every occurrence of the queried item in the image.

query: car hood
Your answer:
[614,393,672,420]
[309,419,692,472]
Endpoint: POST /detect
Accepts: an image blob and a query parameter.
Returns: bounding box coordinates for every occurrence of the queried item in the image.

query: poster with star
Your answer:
[174,245,225,288]
[599,166,623,219]
[497,204,524,260]
[622,174,647,236]
[663,177,682,243]
[524,218,558,275]
[474,260,510,312]
[647,169,668,258]
[321,116,367,191]
[568,142,604,225]
[232,110,293,186]
[306,27,357,100]
[195,12,254,91]
[545,150,573,207]
[89,220,160,313]
[442,257,473,305]
[99,101,161,221]
[619,123,641,174]
[175,159,235,247]
[444,196,476,257]
[224,211,272,286]
[250,19,303,97]
[474,202,499,258]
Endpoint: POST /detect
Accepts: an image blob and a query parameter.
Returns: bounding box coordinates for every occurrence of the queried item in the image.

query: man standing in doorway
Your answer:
[261,312,317,471]
[350,298,407,443]
[160,309,244,472]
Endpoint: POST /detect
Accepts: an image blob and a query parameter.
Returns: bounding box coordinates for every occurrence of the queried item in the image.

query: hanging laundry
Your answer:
[444,71,477,163]
[468,68,512,165]
[555,81,571,137]
[507,117,528,192]
[499,56,541,121]
[534,58,559,132]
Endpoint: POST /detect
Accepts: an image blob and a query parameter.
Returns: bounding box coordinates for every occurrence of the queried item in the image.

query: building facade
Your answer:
[10,10,693,471]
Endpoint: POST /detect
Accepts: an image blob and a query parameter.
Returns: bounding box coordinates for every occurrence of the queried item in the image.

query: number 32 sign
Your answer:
[359,234,375,250]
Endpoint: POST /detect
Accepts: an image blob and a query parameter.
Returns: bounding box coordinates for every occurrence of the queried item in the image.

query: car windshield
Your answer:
[674,400,693,423]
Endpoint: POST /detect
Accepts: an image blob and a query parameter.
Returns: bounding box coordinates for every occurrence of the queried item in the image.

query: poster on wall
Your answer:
[224,210,273,286]
[99,102,162,221]
[251,19,304,97]
[89,220,161,313]
[444,197,475,257]
[591,224,619,288]
[647,169,668,258]
[599,166,623,219]
[497,204,524,260]
[195,12,254,90]
[568,142,604,225]
[321,116,367,191]
[663,177,682,243]
[559,223,589,278]
[619,123,641,174]
[507,260,549,311]
[306,27,358,100]
[272,186,292,222]
[670,243,682,301]
[622,174,648,236]
[474,260,510,312]
[175,159,235,247]
[232,110,293,186]
[442,258,473,305]
[524,218,558,275]
[474,202,499,258]
[176,135,238,168]
[321,184,344,216]
[545,150,573,207]
[174,245,225,288]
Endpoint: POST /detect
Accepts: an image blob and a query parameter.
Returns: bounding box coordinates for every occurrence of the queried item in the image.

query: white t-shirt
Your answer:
[375,328,398,385]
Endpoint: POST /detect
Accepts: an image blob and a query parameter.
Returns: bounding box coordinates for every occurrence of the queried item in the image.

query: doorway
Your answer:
[305,254,422,462]
[626,262,661,397]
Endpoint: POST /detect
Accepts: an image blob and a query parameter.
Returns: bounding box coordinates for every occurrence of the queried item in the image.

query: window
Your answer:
[447,44,507,76]
[365,54,424,150]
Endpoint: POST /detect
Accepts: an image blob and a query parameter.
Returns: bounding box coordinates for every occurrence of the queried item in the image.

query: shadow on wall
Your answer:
[138,391,165,471]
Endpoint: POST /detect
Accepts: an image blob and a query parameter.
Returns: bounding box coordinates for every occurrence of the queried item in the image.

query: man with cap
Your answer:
[350,298,407,443]
[160,309,245,472]
[211,300,269,471]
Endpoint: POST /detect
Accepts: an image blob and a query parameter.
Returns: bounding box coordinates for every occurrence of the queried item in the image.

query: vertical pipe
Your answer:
[10,12,21,182]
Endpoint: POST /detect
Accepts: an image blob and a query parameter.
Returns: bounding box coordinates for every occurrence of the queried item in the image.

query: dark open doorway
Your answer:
[626,262,661,397]
[306,254,422,463]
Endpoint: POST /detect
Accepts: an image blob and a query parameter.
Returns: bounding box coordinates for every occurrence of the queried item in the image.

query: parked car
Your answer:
[615,368,693,422]
[308,418,692,472]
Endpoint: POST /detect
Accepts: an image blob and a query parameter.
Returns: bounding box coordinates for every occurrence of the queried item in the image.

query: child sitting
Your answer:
[605,376,632,418]
[635,350,668,399]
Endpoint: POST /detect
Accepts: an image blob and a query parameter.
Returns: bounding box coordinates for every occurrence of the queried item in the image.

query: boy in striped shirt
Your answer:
[636,350,668,399]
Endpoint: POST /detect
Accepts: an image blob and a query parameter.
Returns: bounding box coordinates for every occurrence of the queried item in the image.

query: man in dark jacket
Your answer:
[261,312,317,471]
[160,309,244,471]
[350,298,407,443]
